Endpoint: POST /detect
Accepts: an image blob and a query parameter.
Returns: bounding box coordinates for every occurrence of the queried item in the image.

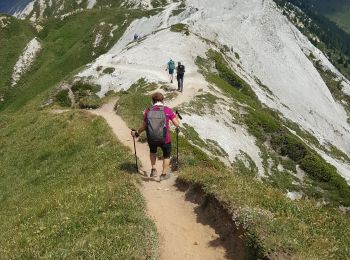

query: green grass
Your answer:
[112,67,350,259]
[55,89,72,107]
[29,0,88,19]
[0,8,156,112]
[103,67,115,74]
[178,156,350,259]
[78,96,103,109]
[0,111,157,259]
[151,0,168,8]
[167,103,350,258]
[0,15,35,96]
[115,79,157,129]
[312,58,350,121]
[180,93,219,115]
[71,81,101,97]
[170,23,190,35]
[69,81,103,109]
[171,1,186,16]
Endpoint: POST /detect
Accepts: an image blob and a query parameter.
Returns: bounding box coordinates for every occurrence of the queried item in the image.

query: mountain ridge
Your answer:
[1,0,350,258]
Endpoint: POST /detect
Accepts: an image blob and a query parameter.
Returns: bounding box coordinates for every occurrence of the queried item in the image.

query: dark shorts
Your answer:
[169,69,174,75]
[149,143,172,159]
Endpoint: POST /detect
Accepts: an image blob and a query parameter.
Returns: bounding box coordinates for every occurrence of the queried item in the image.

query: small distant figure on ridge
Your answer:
[133,33,139,41]
[176,62,185,92]
[166,58,176,83]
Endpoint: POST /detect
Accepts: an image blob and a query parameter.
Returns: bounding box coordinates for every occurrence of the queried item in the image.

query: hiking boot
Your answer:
[150,168,158,178]
[159,174,171,182]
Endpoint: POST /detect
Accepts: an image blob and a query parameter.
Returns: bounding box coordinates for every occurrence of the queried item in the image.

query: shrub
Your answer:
[72,82,102,109]
[248,109,281,134]
[103,67,115,74]
[55,89,71,107]
[207,50,257,98]
[151,0,167,8]
[170,23,190,35]
[78,95,102,109]
[300,153,335,182]
[71,82,101,95]
[271,134,308,162]
[71,82,101,107]
[235,52,240,59]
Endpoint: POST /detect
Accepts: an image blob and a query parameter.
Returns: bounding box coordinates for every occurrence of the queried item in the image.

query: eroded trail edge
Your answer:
[91,99,229,260]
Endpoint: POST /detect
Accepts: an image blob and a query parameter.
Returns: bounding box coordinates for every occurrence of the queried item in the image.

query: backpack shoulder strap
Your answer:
[150,105,164,111]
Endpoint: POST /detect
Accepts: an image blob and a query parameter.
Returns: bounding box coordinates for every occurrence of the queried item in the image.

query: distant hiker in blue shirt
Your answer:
[134,33,139,41]
[167,59,175,83]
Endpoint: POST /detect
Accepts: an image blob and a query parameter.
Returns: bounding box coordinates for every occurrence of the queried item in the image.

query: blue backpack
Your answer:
[168,60,175,70]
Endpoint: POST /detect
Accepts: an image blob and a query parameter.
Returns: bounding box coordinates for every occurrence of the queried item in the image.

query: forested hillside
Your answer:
[303,0,350,34]
[274,0,350,79]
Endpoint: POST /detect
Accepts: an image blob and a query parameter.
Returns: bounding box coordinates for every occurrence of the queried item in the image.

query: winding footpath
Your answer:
[90,97,228,259]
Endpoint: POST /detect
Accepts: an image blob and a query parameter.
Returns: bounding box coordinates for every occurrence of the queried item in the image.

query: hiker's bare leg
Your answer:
[150,153,157,169]
[163,158,170,175]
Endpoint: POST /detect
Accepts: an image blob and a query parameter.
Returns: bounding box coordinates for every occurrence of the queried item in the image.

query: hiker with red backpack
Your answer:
[176,62,185,92]
[131,92,180,181]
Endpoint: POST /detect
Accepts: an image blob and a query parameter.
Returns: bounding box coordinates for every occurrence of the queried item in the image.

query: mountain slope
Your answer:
[10,0,161,21]
[0,111,157,258]
[2,0,350,258]
[0,15,35,101]
[274,0,350,80]
[75,0,350,183]
[0,6,158,111]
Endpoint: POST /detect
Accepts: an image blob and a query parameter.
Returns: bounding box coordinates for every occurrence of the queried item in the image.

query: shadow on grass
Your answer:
[119,162,138,174]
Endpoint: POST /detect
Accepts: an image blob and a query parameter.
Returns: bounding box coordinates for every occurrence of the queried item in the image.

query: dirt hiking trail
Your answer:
[91,98,230,260]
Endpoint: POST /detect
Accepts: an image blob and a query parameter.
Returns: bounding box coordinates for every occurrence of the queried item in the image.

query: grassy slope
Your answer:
[189,51,350,257]
[113,72,350,258]
[0,7,154,112]
[201,50,350,207]
[0,6,163,258]
[2,2,349,258]
[0,15,35,95]
[0,111,157,259]
[178,164,350,259]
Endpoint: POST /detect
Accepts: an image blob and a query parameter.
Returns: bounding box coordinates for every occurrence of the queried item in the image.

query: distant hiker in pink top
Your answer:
[131,92,180,181]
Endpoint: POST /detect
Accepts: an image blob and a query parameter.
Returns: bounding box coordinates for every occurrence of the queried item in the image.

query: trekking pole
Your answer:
[175,111,183,169]
[176,127,179,167]
[131,129,139,173]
